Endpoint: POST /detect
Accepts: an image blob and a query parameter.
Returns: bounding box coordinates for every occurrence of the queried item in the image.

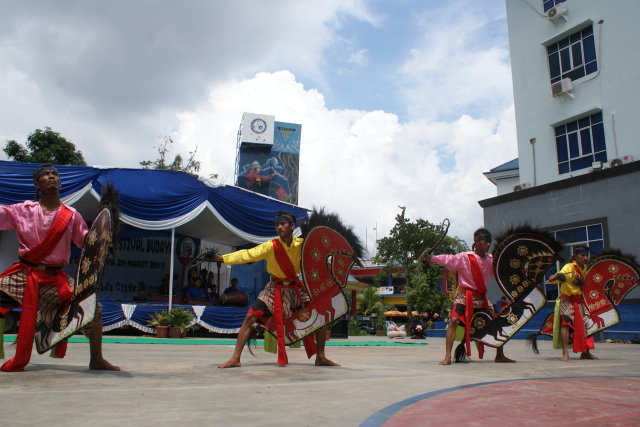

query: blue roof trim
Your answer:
[489,158,519,173]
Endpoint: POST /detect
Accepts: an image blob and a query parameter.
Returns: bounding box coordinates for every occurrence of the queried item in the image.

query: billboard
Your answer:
[236,119,301,204]
[240,113,275,145]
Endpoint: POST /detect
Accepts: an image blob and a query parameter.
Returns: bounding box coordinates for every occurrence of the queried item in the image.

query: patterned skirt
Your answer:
[559,295,591,330]
[0,269,99,334]
[452,288,494,325]
[258,279,311,319]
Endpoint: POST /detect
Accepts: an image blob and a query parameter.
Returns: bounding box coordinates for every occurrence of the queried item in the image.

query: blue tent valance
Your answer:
[0,160,309,245]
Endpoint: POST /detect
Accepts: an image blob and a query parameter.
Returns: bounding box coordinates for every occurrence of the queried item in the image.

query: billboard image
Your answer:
[236,120,301,204]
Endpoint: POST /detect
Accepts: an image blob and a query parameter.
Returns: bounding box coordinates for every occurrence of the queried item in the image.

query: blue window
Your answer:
[547,26,597,84]
[543,0,566,13]
[555,112,607,174]
[546,221,605,298]
[552,223,604,255]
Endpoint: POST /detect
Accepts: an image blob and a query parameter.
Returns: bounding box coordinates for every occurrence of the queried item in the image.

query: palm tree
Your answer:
[356,286,384,316]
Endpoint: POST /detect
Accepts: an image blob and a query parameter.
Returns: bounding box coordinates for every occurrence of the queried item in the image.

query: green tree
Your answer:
[356,286,385,316]
[3,127,87,165]
[140,136,202,175]
[373,208,468,320]
[407,263,447,314]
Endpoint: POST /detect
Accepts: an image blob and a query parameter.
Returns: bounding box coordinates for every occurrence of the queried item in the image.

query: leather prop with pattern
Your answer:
[539,252,640,337]
[35,207,112,354]
[263,226,356,345]
[469,230,560,348]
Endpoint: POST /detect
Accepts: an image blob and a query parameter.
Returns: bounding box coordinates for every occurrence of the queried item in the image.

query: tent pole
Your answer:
[168,228,176,310]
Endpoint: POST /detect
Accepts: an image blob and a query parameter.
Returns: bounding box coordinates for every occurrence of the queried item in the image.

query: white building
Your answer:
[481,0,640,300]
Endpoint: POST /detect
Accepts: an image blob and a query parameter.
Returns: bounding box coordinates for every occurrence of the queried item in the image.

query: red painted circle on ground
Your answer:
[383,377,640,426]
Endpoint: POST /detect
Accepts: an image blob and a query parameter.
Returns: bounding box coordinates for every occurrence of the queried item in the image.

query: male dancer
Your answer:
[0,163,119,371]
[216,211,338,368]
[548,245,598,361]
[426,228,515,365]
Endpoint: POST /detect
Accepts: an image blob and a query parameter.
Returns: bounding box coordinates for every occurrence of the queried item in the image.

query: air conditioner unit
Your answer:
[609,155,634,168]
[551,78,573,97]
[547,3,568,21]
[513,182,532,192]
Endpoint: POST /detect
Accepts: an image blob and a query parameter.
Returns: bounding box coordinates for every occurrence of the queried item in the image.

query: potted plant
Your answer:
[147,311,171,338]
[167,307,195,338]
[374,313,386,336]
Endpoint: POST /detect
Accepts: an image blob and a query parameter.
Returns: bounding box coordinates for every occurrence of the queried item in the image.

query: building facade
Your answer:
[481,0,640,301]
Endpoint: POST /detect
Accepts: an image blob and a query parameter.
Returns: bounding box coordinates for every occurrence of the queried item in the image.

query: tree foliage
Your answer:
[374,217,467,265]
[140,136,202,175]
[356,286,385,316]
[3,127,87,165]
[373,210,468,317]
[407,263,448,314]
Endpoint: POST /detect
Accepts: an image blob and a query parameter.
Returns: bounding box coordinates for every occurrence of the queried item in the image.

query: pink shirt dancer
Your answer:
[0,200,88,266]
[431,251,494,292]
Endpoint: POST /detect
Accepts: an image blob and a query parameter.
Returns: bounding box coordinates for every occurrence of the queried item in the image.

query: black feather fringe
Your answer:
[454,340,470,363]
[589,249,640,275]
[245,326,259,357]
[526,333,540,354]
[99,183,120,254]
[300,207,364,259]
[492,224,563,255]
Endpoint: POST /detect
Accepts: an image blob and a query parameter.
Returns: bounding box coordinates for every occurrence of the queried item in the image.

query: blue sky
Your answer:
[0,0,518,253]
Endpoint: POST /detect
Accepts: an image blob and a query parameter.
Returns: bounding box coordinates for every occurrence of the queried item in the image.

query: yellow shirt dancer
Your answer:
[216,211,339,368]
[549,245,598,362]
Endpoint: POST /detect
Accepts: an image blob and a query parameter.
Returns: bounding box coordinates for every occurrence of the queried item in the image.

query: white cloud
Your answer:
[346,49,369,67]
[399,2,512,122]
[175,70,517,253]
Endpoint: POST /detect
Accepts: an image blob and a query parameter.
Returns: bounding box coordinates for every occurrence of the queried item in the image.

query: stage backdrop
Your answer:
[62,227,196,300]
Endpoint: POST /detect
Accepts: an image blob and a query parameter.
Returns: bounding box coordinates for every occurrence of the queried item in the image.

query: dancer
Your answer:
[426,228,515,365]
[216,211,339,368]
[548,245,598,361]
[0,163,119,371]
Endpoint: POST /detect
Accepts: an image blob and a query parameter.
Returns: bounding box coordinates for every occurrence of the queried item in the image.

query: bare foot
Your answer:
[218,359,242,368]
[580,353,599,360]
[495,355,516,363]
[89,358,121,371]
[560,353,569,362]
[315,356,341,366]
[439,356,452,365]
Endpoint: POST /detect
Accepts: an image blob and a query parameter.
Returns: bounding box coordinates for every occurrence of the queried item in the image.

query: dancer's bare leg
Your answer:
[494,346,516,363]
[560,326,570,362]
[218,312,258,368]
[314,328,340,366]
[580,351,599,360]
[439,317,459,365]
[86,310,120,371]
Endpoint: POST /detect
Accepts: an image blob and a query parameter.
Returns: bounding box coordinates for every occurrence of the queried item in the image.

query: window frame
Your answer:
[543,0,566,13]
[554,111,607,174]
[546,25,598,85]
[542,218,608,299]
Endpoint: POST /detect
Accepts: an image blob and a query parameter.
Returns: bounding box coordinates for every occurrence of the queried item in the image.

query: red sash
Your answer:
[271,239,317,366]
[463,254,489,357]
[1,204,74,372]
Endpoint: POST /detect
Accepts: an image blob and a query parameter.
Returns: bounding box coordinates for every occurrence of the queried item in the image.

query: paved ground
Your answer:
[1,335,639,426]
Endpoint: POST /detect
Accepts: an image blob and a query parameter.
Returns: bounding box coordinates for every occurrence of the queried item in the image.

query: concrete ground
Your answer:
[1,335,639,426]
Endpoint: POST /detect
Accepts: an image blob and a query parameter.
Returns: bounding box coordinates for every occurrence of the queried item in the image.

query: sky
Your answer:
[0,0,518,256]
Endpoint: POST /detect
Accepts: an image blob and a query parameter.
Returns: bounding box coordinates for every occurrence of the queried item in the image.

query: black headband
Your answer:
[573,246,590,255]
[275,215,295,224]
[474,232,492,242]
[33,164,59,182]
